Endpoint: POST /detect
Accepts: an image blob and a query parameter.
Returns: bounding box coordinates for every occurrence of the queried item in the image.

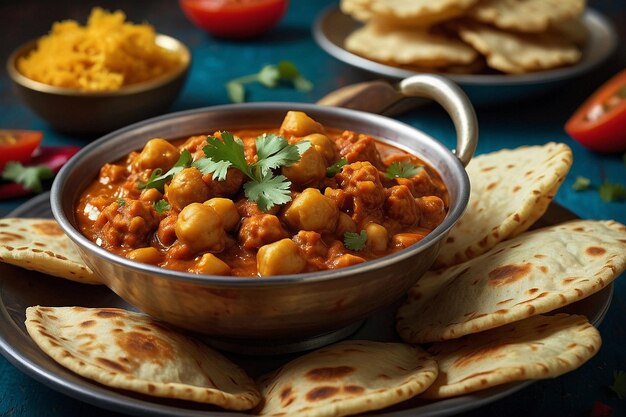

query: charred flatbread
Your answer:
[257,340,438,417]
[434,143,572,269]
[398,220,626,344]
[25,306,260,409]
[0,218,98,284]
[422,314,601,398]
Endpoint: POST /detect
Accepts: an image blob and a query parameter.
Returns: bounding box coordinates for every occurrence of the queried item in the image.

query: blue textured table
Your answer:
[1,1,625,416]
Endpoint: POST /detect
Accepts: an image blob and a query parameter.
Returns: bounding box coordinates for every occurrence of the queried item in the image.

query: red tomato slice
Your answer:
[565,69,626,153]
[0,130,43,172]
[179,0,288,39]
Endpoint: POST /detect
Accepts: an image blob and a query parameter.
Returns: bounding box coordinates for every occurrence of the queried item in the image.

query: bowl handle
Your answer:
[398,75,478,167]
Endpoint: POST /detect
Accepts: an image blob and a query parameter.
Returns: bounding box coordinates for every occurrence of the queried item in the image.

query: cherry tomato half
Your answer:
[0,130,43,172]
[179,0,288,39]
[565,69,626,153]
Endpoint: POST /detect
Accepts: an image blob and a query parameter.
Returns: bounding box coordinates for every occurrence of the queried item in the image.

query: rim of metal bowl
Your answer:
[6,33,191,96]
[51,103,470,287]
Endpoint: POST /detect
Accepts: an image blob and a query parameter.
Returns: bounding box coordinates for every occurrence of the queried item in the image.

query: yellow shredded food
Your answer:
[17,8,183,91]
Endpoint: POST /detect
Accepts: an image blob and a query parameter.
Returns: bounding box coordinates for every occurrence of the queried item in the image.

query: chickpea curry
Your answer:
[76,111,448,277]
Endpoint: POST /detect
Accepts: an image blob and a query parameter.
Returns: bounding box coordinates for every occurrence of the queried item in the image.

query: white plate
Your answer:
[313,7,618,105]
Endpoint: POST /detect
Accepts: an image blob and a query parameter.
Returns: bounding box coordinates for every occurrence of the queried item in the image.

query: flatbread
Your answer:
[421,314,601,398]
[257,340,438,417]
[397,220,626,344]
[469,0,586,33]
[345,22,478,67]
[25,306,260,410]
[0,218,99,284]
[434,143,572,269]
[341,0,479,26]
[457,23,581,73]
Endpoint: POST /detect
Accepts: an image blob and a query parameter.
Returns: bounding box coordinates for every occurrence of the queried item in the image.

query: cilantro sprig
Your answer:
[326,158,348,177]
[154,199,171,215]
[1,162,53,193]
[344,230,367,251]
[202,132,310,212]
[572,176,626,202]
[385,161,423,180]
[609,370,626,399]
[137,132,310,212]
[138,150,193,193]
[226,61,313,103]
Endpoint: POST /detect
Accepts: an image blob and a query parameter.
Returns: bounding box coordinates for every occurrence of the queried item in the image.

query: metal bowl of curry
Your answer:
[51,74,477,349]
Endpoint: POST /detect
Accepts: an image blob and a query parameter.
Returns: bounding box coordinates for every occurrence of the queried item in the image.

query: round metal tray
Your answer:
[0,193,614,417]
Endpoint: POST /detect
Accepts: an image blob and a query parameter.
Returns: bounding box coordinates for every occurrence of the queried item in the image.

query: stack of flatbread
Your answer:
[341,0,587,74]
[3,142,626,416]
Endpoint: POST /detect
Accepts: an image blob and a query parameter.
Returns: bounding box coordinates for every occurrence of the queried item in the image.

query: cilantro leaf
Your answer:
[138,149,193,192]
[385,161,423,180]
[243,173,292,212]
[226,81,246,104]
[202,132,250,177]
[193,158,232,181]
[277,61,313,92]
[326,158,348,177]
[572,176,592,191]
[344,230,367,251]
[1,162,53,193]
[257,65,280,88]
[609,370,626,399]
[599,181,626,202]
[225,60,313,103]
[253,134,310,175]
[153,199,171,215]
[117,199,125,207]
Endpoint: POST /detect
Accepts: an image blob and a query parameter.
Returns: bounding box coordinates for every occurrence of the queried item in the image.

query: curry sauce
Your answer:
[76,111,448,277]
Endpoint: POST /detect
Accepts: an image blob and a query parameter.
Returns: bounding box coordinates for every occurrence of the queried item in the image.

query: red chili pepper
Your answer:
[590,401,614,417]
[0,145,80,200]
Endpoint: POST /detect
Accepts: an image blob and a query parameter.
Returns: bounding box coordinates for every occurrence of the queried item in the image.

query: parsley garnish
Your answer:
[226,60,313,103]
[1,162,53,193]
[153,199,171,214]
[385,161,423,180]
[599,182,626,202]
[201,131,310,212]
[572,176,592,191]
[344,230,367,251]
[609,370,626,399]
[116,199,125,207]
[138,150,193,193]
[326,158,348,177]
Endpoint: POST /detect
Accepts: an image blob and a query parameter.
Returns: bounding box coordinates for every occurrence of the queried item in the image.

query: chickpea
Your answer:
[192,253,231,276]
[204,198,240,231]
[391,232,426,250]
[282,147,326,186]
[257,239,307,276]
[165,168,209,211]
[126,247,162,265]
[175,203,225,252]
[283,188,339,233]
[332,254,366,269]
[303,133,338,164]
[139,188,163,204]
[365,222,388,253]
[335,212,356,237]
[135,139,180,171]
[279,111,325,137]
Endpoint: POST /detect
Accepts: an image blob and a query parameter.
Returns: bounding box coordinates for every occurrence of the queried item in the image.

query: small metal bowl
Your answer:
[51,75,477,353]
[7,34,191,136]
